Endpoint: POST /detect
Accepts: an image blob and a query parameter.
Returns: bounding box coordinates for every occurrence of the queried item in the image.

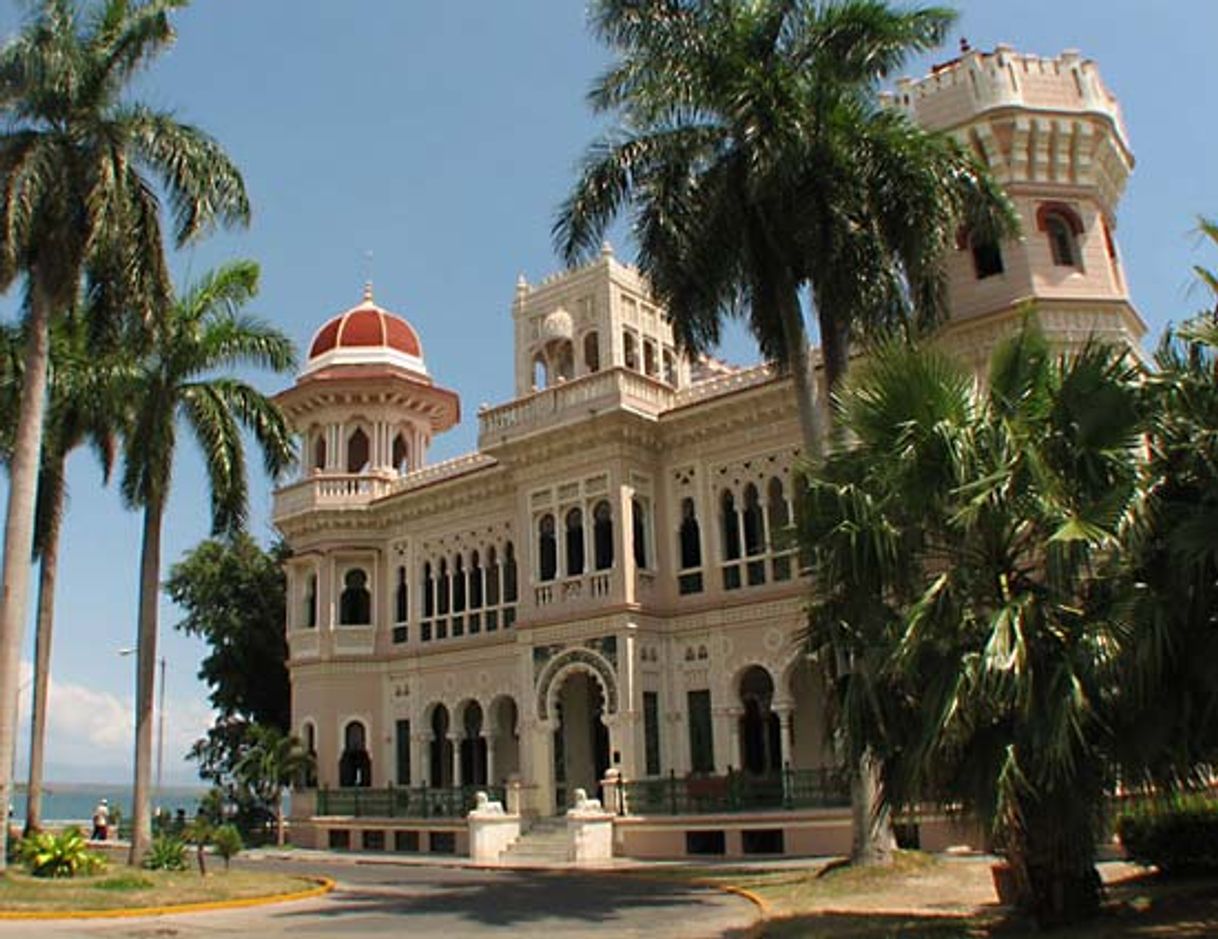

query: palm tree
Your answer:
[120,260,295,864]
[0,303,132,835]
[234,725,313,847]
[555,0,1016,865]
[808,322,1143,925]
[555,0,1015,453]
[0,0,249,867]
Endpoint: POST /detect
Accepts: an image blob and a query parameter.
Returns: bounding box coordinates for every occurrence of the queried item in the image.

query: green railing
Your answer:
[315,784,504,819]
[620,766,849,815]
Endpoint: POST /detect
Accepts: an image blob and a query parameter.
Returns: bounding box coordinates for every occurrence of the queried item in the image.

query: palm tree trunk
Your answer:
[24,466,66,836]
[276,791,285,847]
[128,496,164,866]
[775,281,824,461]
[0,275,53,871]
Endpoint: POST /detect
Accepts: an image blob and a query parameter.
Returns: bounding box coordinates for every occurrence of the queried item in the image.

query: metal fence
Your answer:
[315,784,504,819]
[619,767,849,815]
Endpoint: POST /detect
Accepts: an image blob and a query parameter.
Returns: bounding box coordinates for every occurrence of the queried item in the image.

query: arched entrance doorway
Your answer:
[553,671,609,812]
[429,704,454,788]
[489,695,520,784]
[738,666,781,776]
[339,720,371,787]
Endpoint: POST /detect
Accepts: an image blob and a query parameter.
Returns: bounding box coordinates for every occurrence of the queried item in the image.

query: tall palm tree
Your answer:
[807,323,1143,925]
[0,302,132,835]
[0,0,249,867]
[555,0,1016,864]
[234,725,313,847]
[120,260,295,864]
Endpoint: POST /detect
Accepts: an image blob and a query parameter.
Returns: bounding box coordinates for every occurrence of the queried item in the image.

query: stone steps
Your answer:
[499,818,571,863]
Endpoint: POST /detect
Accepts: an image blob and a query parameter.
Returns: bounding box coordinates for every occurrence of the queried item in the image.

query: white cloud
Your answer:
[16,662,216,783]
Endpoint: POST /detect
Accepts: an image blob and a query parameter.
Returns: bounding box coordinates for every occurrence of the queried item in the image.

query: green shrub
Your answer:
[211,824,243,870]
[19,827,105,878]
[1116,793,1218,874]
[142,834,187,871]
[95,873,154,890]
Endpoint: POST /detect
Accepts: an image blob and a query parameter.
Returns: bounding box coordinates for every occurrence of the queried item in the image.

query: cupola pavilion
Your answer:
[275,44,1145,861]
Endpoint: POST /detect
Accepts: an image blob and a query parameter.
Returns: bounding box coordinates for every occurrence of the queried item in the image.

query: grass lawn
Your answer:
[0,867,315,913]
[672,852,1218,938]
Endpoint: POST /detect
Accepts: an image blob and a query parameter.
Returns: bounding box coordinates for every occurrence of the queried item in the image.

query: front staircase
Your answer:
[498,817,570,865]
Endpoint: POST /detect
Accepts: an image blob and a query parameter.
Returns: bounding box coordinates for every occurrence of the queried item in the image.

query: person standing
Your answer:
[91,798,109,841]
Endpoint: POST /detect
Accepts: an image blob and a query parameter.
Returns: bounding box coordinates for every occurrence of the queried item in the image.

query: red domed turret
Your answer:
[304,284,427,376]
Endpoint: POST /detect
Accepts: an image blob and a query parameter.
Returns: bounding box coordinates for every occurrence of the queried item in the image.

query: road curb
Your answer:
[0,874,335,920]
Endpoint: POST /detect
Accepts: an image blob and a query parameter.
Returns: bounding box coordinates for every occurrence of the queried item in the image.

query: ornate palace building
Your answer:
[276,45,1143,859]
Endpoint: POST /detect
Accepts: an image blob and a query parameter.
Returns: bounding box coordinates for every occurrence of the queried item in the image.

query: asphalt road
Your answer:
[0,857,758,938]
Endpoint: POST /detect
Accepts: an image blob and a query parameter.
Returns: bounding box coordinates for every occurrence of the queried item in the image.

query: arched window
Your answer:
[422,562,435,618]
[565,508,585,576]
[470,551,483,609]
[346,427,370,473]
[679,498,702,570]
[339,720,371,787]
[392,433,410,475]
[553,341,575,382]
[1045,213,1079,267]
[584,331,600,372]
[622,331,638,370]
[970,235,1004,279]
[339,569,371,625]
[738,667,780,776]
[302,721,318,787]
[460,702,487,786]
[721,491,742,561]
[452,555,466,613]
[395,566,408,623]
[304,573,318,628]
[766,478,790,544]
[593,501,614,571]
[312,435,326,472]
[538,514,558,581]
[486,547,500,606]
[742,484,764,556]
[632,498,649,569]
[533,353,548,390]
[429,706,452,788]
[662,349,677,385]
[437,559,450,616]
[643,339,658,377]
[504,542,518,603]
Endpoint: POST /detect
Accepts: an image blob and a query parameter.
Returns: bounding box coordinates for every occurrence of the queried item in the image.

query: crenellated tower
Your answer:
[888,44,1146,366]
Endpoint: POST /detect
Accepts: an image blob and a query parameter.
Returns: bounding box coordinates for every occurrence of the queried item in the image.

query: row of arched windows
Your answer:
[966,202,1095,281]
[621,331,677,385]
[719,478,794,590]
[310,425,414,475]
[419,543,518,642]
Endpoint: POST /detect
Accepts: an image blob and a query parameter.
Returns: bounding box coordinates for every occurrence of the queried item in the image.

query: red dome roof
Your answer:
[307,287,423,362]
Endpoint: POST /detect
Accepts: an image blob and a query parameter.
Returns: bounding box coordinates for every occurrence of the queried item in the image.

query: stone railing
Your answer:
[273,473,393,520]
[478,368,675,448]
[389,452,497,494]
[534,570,615,611]
[673,362,779,407]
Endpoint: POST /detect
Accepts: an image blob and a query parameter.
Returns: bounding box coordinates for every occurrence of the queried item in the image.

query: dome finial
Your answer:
[363,280,374,303]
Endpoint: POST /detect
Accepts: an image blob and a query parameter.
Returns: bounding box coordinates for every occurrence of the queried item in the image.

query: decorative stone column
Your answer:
[774,705,793,769]
[412,732,431,789]
[483,731,497,786]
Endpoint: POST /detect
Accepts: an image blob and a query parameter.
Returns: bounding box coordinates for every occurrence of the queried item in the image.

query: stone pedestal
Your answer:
[566,787,615,863]
[467,791,521,864]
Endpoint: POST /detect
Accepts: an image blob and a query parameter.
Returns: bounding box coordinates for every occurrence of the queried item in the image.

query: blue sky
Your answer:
[1,0,1215,786]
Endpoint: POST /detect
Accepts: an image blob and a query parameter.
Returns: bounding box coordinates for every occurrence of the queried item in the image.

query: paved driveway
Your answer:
[0,858,758,938]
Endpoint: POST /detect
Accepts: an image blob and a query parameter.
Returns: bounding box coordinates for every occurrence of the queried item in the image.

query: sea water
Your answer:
[8,782,207,826]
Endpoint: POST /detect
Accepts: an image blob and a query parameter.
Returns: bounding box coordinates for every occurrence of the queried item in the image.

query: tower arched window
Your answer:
[970,234,1004,279]
[632,497,649,569]
[346,426,370,473]
[312,435,327,472]
[643,339,658,377]
[533,353,548,390]
[584,331,600,373]
[593,501,614,571]
[392,433,410,475]
[553,341,575,382]
[622,332,638,371]
[304,573,318,628]
[538,514,558,582]
[565,508,585,576]
[662,349,677,386]
[339,568,371,625]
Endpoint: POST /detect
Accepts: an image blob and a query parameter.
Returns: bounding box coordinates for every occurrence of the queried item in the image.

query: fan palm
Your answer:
[233,725,313,847]
[0,301,132,835]
[808,321,1143,925]
[0,0,249,866]
[119,260,295,864]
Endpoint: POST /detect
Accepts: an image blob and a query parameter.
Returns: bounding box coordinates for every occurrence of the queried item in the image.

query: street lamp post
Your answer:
[118,650,166,809]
